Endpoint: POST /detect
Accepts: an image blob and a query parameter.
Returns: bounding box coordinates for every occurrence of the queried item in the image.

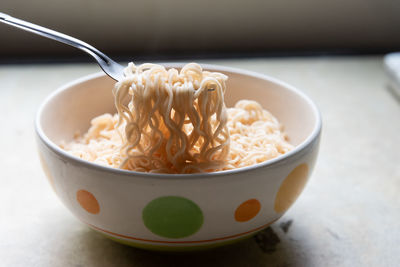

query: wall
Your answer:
[1,0,400,59]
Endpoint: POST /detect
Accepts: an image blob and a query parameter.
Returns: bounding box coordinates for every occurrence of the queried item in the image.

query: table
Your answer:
[1,56,399,266]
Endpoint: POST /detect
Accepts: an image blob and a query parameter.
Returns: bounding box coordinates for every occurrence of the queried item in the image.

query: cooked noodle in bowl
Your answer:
[62,63,293,173]
[35,63,321,250]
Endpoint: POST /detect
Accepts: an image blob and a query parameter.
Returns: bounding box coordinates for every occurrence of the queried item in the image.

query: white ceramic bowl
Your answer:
[35,64,321,251]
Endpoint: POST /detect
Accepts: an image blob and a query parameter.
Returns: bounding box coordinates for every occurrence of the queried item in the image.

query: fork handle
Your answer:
[0,12,117,71]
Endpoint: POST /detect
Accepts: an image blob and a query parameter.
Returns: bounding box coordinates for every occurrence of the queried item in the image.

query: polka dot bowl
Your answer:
[35,63,321,251]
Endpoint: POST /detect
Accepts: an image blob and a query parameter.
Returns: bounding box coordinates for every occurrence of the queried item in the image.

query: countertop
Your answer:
[1,56,399,267]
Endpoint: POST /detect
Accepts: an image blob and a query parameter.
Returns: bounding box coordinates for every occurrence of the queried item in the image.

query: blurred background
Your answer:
[1,0,400,62]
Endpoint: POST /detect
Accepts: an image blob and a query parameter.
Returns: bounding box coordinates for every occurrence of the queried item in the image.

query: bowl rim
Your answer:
[35,62,322,180]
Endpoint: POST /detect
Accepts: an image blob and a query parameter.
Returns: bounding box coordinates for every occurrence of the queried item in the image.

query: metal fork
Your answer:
[0,12,125,81]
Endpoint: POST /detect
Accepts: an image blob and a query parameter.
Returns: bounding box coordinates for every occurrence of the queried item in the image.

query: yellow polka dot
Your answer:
[274,163,309,213]
[38,152,56,192]
[77,190,100,214]
[234,199,261,222]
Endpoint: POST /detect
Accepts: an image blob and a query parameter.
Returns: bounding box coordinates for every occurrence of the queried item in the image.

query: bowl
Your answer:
[35,63,321,251]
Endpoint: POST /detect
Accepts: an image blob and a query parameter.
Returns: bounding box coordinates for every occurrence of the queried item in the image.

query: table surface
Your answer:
[1,56,399,267]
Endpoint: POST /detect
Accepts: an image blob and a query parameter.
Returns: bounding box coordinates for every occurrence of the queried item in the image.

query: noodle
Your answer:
[62,63,293,173]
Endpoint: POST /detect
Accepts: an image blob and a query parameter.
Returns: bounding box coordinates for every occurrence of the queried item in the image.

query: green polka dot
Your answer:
[142,196,203,239]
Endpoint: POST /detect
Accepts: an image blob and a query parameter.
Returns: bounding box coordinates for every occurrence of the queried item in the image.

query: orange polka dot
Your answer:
[77,190,100,214]
[38,151,56,193]
[274,163,309,213]
[234,199,261,222]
